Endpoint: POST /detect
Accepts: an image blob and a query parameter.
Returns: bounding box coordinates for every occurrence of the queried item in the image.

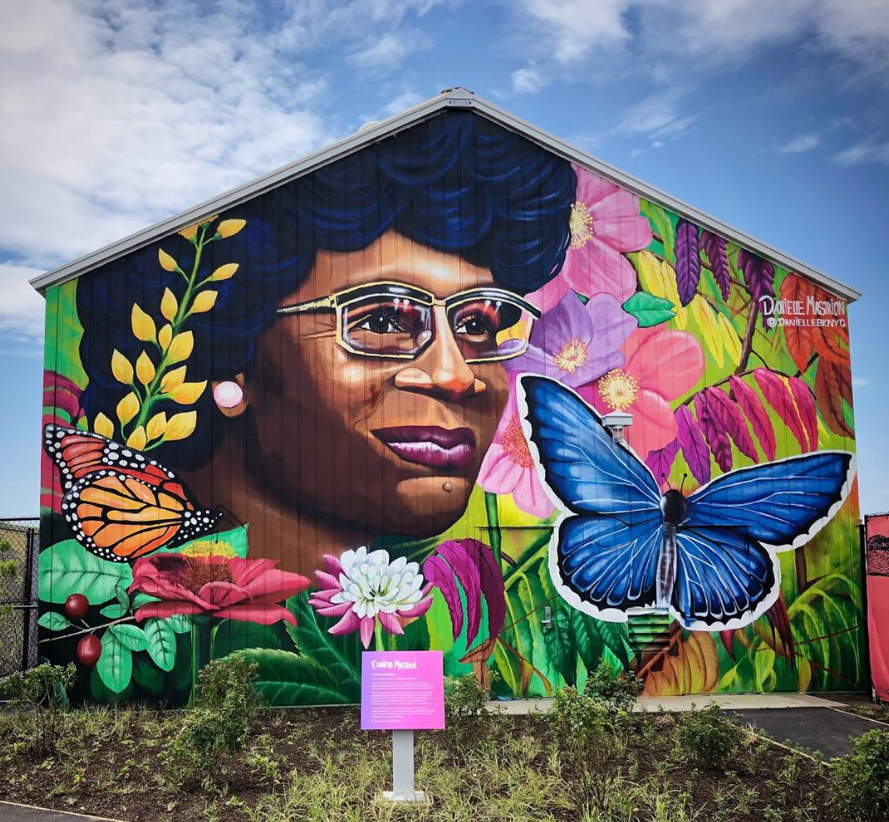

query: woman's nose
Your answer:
[394,306,486,399]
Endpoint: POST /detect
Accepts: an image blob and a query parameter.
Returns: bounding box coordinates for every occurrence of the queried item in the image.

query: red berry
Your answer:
[64,594,89,620]
[77,635,102,667]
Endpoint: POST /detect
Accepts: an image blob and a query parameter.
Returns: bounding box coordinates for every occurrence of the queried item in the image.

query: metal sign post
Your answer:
[384,729,425,803]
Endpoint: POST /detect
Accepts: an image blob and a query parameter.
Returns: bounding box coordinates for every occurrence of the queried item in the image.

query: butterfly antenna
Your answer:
[662,473,671,490]
[680,473,688,494]
[217,505,244,529]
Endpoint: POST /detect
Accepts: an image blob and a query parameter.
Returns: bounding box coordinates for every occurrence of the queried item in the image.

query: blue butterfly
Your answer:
[517,375,855,631]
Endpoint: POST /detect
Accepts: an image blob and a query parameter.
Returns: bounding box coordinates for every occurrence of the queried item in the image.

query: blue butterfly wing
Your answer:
[556,513,663,618]
[686,452,854,548]
[518,375,662,516]
[672,527,778,630]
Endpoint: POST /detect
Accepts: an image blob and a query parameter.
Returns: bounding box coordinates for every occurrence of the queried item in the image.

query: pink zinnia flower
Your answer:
[477,378,554,519]
[129,554,310,625]
[578,327,704,459]
[309,547,433,649]
[528,165,652,312]
[506,291,636,387]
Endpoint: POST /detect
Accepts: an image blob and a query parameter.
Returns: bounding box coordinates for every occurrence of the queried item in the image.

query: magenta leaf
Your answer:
[696,393,733,473]
[703,387,758,463]
[423,539,505,645]
[701,231,730,300]
[728,376,777,460]
[675,219,701,306]
[788,377,818,451]
[645,438,679,487]
[753,369,808,452]
[675,404,711,485]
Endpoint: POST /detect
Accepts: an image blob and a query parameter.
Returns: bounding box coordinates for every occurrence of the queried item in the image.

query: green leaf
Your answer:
[622,291,677,328]
[165,615,192,635]
[164,525,249,558]
[37,611,72,632]
[38,541,133,605]
[640,199,675,259]
[100,604,128,619]
[237,648,351,706]
[96,631,133,694]
[144,618,176,671]
[133,657,165,694]
[116,582,130,609]
[110,624,149,652]
[132,593,160,609]
[284,594,361,699]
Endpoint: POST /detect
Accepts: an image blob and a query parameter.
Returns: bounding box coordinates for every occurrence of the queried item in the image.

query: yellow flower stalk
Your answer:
[161,365,187,392]
[131,304,157,343]
[117,392,139,425]
[136,351,156,385]
[127,426,148,451]
[158,323,173,351]
[209,263,238,281]
[216,218,246,238]
[111,349,134,384]
[167,380,207,405]
[158,249,178,272]
[94,413,114,439]
[161,288,178,321]
[166,331,194,364]
[178,224,199,241]
[146,412,168,441]
[190,290,217,313]
[164,411,197,441]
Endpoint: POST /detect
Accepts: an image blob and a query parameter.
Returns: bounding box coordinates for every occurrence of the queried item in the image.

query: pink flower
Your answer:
[506,291,636,387]
[309,547,433,649]
[129,554,311,625]
[578,327,704,459]
[528,165,652,312]
[477,377,554,518]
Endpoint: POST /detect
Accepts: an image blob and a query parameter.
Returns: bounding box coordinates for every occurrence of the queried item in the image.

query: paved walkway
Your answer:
[0,802,122,822]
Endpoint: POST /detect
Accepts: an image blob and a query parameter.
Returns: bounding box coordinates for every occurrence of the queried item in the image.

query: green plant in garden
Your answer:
[829,729,889,822]
[444,673,490,721]
[584,658,644,713]
[550,685,607,751]
[0,662,76,754]
[677,703,745,770]
[0,536,19,657]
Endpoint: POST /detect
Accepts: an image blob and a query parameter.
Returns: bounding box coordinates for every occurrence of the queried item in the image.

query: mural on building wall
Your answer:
[38,111,863,704]
[865,515,889,702]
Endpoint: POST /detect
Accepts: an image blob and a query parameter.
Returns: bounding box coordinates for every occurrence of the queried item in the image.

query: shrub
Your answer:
[444,674,489,722]
[0,662,76,754]
[169,654,262,783]
[551,685,607,751]
[677,703,745,770]
[830,729,889,822]
[583,659,644,714]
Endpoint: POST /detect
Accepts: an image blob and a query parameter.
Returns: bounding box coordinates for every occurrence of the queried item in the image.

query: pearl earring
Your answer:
[213,381,244,409]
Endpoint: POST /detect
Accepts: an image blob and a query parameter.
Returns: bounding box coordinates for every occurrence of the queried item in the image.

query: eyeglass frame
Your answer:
[275,280,541,363]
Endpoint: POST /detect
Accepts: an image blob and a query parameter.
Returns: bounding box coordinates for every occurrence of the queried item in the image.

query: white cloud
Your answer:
[852,376,870,388]
[349,30,432,71]
[779,133,820,154]
[512,66,547,94]
[834,139,889,167]
[614,91,697,144]
[0,264,46,342]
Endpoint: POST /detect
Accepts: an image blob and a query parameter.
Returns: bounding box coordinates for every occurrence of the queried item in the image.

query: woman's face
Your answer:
[245,230,511,538]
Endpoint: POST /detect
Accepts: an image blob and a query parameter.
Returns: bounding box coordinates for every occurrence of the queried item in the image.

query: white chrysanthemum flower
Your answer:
[332,546,425,620]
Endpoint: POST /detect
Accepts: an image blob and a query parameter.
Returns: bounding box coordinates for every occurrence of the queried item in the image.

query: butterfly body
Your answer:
[518,376,855,632]
[45,424,221,562]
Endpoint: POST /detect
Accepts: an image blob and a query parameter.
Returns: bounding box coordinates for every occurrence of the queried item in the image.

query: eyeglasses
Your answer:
[276,281,540,362]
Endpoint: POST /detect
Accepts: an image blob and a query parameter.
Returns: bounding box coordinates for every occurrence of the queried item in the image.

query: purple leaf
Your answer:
[423,539,505,645]
[729,376,777,460]
[753,369,808,453]
[695,393,733,473]
[675,219,701,306]
[645,438,679,487]
[701,231,730,300]
[737,250,776,329]
[675,404,711,485]
[788,377,818,451]
[703,387,759,463]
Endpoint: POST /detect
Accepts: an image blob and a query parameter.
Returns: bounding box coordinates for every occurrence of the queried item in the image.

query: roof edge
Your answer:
[30,88,862,302]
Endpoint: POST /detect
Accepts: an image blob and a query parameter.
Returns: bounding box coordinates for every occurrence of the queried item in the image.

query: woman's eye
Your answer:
[454,312,497,337]
[357,310,402,334]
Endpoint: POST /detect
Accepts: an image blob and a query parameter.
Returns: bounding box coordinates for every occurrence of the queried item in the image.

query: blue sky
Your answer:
[2,0,888,515]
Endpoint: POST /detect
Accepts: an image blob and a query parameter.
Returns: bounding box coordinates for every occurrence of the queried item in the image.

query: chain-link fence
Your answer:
[0,517,39,677]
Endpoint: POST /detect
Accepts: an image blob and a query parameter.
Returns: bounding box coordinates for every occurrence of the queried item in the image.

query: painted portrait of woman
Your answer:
[40,106,861,705]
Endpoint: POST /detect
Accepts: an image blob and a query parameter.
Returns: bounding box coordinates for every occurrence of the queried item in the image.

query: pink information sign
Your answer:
[361,651,445,731]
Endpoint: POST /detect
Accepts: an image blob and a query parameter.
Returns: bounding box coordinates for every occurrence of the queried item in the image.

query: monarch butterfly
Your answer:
[44,424,222,562]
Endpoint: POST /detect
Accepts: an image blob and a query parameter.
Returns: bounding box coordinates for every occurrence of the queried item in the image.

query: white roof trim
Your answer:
[30,88,861,301]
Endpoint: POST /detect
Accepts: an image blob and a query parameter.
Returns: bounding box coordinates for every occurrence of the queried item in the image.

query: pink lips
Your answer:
[373,426,476,469]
